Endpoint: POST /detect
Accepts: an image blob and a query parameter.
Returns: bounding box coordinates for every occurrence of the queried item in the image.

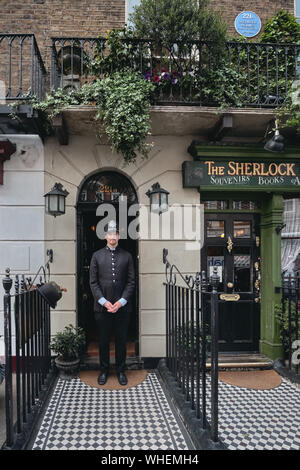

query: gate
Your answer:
[162,248,221,445]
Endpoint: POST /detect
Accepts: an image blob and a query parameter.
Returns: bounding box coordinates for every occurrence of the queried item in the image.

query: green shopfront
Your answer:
[183,144,300,360]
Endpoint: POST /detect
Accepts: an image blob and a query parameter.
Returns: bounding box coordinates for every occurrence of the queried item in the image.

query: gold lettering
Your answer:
[228,161,237,176]
[253,163,261,176]
[245,163,252,176]
[286,163,296,176]
[278,163,287,176]
[269,163,278,176]
[205,161,215,176]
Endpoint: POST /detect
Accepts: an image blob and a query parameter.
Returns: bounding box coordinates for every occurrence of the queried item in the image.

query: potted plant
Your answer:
[51,324,86,380]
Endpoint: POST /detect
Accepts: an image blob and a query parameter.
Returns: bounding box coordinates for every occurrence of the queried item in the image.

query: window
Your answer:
[296,0,300,23]
[203,200,229,210]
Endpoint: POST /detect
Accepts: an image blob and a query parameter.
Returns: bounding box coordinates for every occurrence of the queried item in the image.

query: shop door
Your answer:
[201,213,261,352]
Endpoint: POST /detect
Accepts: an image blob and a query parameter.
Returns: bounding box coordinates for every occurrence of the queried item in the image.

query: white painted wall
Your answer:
[0,135,45,358]
[43,133,201,357]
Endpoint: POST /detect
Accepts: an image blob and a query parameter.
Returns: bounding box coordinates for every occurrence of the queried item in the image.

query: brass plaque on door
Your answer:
[220,294,240,301]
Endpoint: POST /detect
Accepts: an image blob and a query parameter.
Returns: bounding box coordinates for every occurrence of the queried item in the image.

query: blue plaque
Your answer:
[235,11,261,38]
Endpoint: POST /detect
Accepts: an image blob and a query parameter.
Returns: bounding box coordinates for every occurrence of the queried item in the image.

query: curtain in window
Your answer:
[281,199,300,274]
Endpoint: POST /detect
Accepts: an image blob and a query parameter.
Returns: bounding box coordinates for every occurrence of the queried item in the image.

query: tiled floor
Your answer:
[203,376,300,450]
[31,369,300,451]
[32,371,194,450]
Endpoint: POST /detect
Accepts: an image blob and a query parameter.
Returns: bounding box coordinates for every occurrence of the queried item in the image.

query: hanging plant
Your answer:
[31,69,155,164]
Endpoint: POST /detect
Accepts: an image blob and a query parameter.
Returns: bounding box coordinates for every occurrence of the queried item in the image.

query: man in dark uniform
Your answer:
[89,220,135,386]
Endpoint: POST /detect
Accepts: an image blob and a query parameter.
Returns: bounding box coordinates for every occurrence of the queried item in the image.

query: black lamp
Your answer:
[264,121,285,153]
[146,182,169,215]
[44,182,69,217]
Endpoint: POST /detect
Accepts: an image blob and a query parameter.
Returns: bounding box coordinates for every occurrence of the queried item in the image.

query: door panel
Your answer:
[202,213,260,352]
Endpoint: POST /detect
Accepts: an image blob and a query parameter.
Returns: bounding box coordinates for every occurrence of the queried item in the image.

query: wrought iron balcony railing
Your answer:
[50,37,300,107]
[0,34,46,102]
[0,34,299,108]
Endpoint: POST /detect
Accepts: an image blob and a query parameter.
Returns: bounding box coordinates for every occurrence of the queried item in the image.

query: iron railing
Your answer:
[0,34,46,101]
[1,259,55,450]
[280,275,300,375]
[50,37,300,107]
[162,248,220,443]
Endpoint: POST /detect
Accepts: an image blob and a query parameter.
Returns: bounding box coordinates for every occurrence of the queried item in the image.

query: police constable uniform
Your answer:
[89,220,135,385]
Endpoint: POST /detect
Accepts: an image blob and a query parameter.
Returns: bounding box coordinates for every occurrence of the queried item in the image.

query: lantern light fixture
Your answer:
[146,182,169,215]
[264,120,285,153]
[44,182,69,217]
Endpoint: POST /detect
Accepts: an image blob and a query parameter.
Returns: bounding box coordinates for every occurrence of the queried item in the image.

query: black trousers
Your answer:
[94,310,130,374]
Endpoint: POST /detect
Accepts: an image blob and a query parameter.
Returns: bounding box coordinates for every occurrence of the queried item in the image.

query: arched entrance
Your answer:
[76,170,139,365]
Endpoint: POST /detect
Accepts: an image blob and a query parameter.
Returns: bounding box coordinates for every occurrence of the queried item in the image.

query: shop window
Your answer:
[283,199,295,212]
[233,220,251,238]
[203,200,229,210]
[207,220,225,238]
[232,201,260,210]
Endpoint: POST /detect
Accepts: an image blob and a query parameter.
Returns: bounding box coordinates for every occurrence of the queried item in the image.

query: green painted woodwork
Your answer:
[259,194,284,360]
[190,145,300,360]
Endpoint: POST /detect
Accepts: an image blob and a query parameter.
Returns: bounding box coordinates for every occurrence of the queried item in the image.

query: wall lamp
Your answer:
[264,120,285,153]
[146,182,169,215]
[44,182,69,217]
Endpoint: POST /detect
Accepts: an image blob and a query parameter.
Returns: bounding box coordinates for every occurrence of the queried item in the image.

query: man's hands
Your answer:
[104,300,122,313]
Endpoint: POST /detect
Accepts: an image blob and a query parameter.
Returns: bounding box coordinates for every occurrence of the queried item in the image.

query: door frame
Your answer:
[201,205,261,353]
[75,170,140,357]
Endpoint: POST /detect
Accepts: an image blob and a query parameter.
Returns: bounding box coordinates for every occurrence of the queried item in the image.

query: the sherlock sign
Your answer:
[182,160,300,191]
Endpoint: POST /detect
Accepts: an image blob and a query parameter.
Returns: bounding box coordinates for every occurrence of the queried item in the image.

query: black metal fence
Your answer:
[162,248,220,443]
[1,267,54,450]
[50,37,300,107]
[279,275,300,375]
[0,34,46,101]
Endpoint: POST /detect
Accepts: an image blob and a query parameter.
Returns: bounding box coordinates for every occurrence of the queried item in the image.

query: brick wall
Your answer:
[0,0,125,67]
[0,0,295,99]
[210,0,295,36]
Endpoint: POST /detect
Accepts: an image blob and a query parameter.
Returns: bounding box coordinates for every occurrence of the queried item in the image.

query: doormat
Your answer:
[78,370,148,390]
[218,369,282,390]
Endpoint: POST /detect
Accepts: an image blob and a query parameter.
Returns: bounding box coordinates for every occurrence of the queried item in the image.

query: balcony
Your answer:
[0,34,299,140]
[50,37,300,108]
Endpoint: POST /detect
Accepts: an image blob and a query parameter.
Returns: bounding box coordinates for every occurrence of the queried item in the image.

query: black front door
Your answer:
[201,213,261,352]
[76,170,140,358]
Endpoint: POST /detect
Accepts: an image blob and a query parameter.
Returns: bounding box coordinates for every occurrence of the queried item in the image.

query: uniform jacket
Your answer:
[89,245,135,314]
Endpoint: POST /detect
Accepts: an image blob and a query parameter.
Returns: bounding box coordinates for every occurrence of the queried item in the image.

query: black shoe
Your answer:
[97,371,108,385]
[117,372,128,386]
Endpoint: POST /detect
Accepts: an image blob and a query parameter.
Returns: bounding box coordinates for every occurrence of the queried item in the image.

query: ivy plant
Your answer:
[31,70,155,164]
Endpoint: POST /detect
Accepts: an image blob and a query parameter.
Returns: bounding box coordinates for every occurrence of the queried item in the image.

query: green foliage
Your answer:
[194,60,247,107]
[89,28,144,77]
[92,70,155,163]
[50,324,86,361]
[260,10,300,44]
[275,301,300,359]
[130,0,227,52]
[276,82,300,134]
[33,70,155,164]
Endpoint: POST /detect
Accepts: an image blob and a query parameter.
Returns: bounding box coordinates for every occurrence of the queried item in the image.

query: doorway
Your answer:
[201,213,261,352]
[76,171,139,361]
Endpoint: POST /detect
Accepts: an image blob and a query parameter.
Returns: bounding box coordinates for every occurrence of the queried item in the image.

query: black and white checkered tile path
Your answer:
[32,371,193,450]
[202,376,300,450]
